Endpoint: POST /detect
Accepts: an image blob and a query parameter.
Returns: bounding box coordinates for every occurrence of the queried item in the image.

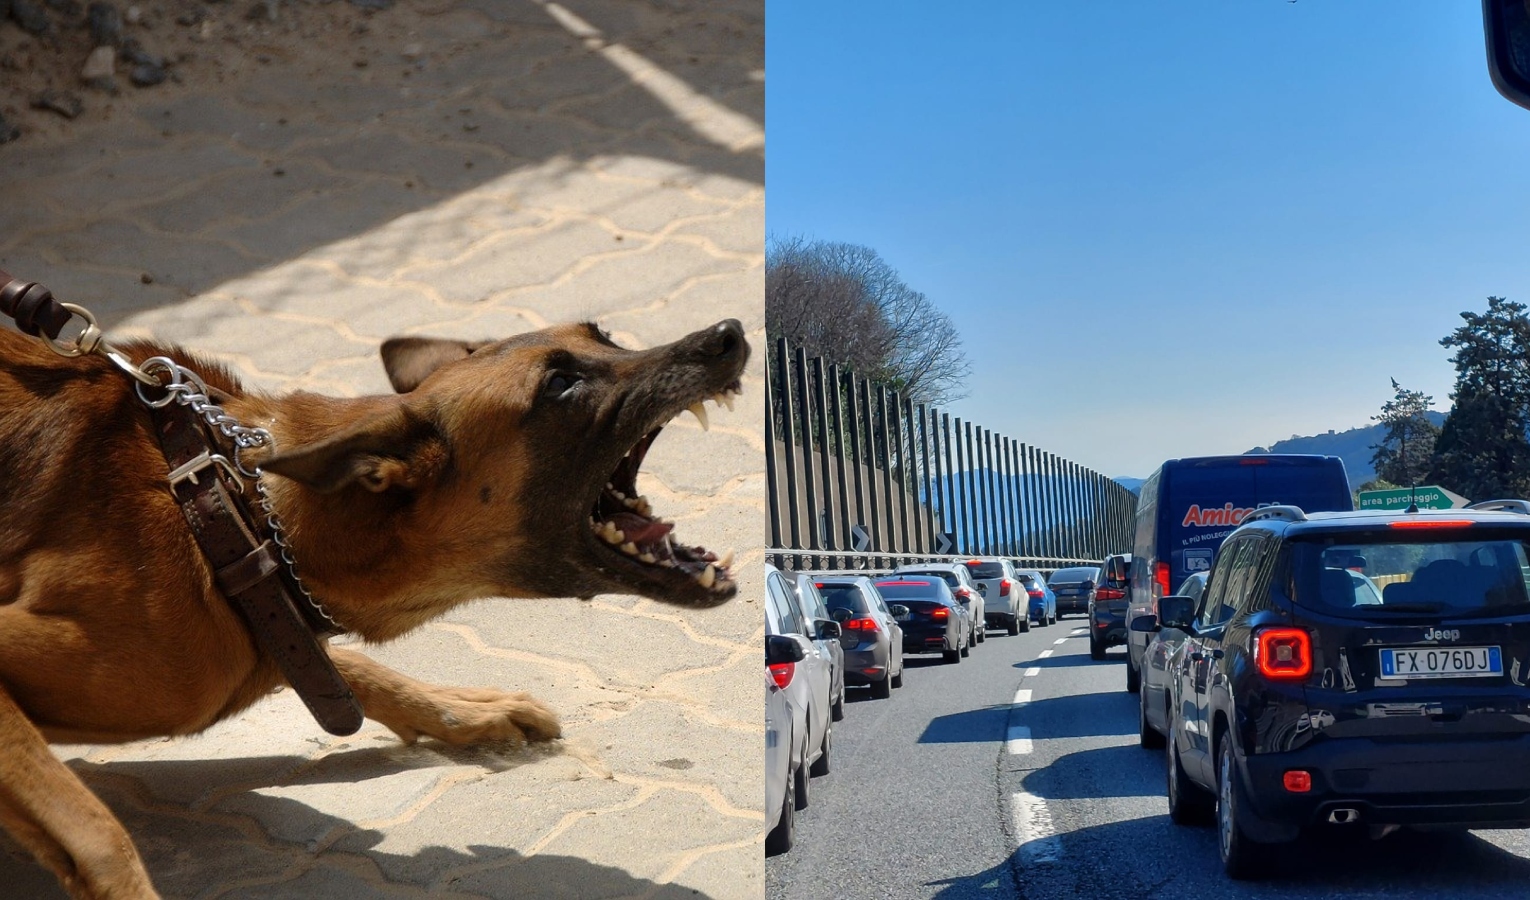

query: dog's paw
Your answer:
[389,687,562,747]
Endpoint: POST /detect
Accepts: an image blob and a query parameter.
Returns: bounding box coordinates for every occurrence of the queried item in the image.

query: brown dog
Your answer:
[0,318,747,899]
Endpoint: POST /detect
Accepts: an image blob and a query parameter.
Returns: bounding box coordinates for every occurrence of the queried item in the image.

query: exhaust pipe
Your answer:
[1328,808,1360,824]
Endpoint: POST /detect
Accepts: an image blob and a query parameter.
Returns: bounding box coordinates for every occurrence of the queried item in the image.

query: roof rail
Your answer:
[1466,499,1530,515]
[1240,505,1308,525]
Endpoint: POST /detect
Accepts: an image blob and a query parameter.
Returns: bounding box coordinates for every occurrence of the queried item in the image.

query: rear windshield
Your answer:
[1050,567,1100,585]
[817,583,868,614]
[964,561,1006,579]
[901,569,960,589]
[876,581,951,602]
[1290,534,1530,618]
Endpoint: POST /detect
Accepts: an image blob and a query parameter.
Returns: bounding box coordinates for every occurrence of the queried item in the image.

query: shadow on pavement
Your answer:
[0,0,763,327]
[0,745,725,899]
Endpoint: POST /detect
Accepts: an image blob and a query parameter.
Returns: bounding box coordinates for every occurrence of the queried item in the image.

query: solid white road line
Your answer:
[1011,791,1062,864]
[1024,666,1040,677]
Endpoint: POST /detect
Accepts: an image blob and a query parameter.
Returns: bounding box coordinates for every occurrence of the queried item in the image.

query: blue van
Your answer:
[1123,454,1352,692]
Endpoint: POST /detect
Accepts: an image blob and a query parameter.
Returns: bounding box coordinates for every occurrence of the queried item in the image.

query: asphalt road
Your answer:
[765,616,1530,900]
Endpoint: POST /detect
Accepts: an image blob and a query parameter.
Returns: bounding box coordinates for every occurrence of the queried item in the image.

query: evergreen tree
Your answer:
[1429,297,1530,500]
[1370,379,1439,487]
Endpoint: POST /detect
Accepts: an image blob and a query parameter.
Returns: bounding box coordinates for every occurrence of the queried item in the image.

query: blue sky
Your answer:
[766,1,1530,479]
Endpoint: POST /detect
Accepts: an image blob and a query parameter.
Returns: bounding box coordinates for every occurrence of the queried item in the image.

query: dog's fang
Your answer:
[717,391,735,412]
[717,548,735,570]
[638,552,657,564]
[697,564,716,589]
[620,541,639,555]
[688,402,708,431]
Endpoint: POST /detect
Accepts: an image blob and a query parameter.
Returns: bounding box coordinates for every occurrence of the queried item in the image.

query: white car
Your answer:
[765,564,837,807]
[892,562,986,644]
[961,558,1028,635]
[765,633,807,855]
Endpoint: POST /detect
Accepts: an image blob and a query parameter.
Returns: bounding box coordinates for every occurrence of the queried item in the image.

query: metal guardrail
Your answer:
[767,336,1138,573]
[764,548,1100,576]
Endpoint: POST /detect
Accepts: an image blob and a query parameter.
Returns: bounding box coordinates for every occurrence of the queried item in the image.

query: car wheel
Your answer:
[830,684,845,722]
[960,638,970,657]
[871,671,892,700]
[1090,633,1106,661]
[1218,736,1273,879]
[977,626,985,643]
[1019,614,1031,634]
[809,722,832,777]
[891,665,904,688]
[943,645,960,664]
[1167,724,1213,825]
[765,764,795,856]
[1139,686,1165,749]
[1007,615,1021,636]
[1125,656,1142,693]
[1048,609,1057,626]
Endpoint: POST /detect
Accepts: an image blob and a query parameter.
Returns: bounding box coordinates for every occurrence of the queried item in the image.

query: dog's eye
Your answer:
[543,371,581,400]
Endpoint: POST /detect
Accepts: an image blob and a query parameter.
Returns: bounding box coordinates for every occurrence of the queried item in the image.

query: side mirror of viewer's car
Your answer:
[766,634,807,665]
[1484,0,1530,111]
[1158,595,1197,631]
[1129,614,1159,633]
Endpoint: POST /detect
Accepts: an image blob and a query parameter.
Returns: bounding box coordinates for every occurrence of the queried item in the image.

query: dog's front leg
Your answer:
[0,681,158,900]
[327,647,562,746]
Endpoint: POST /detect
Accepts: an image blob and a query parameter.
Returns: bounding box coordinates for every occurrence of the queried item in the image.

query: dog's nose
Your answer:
[699,319,745,359]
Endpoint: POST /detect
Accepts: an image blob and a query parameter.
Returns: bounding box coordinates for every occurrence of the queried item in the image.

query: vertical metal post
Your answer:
[940,413,955,556]
[827,364,851,569]
[904,396,924,553]
[793,347,819,555]
[877,386,901,555]
[918,405,936,554]
[773,338,802,562]
[844,371,868,568]
[811,358,835,559]
[950,417,967,554]
[858,378,882,563]
[1019,444,1033,561]
[764,345,783,562]
[982,429,997,556]
[1003,437,1020,556]
[933,411,950,557]
[963,421,979,556]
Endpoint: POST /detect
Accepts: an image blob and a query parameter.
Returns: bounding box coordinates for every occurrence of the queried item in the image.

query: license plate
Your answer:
[1379,646,1502,679]
[894,612,910,622]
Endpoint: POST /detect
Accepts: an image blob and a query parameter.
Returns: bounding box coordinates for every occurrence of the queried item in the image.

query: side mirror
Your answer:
[1129,614,1158,633]
[888,604,910,618]
[815,619,842,640]
[1158,595,1196,631]
[830,608,852,624]
[1485,0,1530,111]
[766,634,806,665]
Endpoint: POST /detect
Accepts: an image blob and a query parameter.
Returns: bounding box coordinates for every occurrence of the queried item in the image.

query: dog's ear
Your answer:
[261,406,448,494]
[380,336,491,393]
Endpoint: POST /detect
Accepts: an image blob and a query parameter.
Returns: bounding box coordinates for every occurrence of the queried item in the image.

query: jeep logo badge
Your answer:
[1424,627,1461,642]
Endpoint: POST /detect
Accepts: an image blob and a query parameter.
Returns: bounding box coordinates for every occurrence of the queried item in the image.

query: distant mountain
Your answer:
[1113,476,1144,495]
[1245,411,1448,490]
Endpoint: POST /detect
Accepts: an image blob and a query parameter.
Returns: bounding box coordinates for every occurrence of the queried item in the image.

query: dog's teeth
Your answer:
[688,402,709,431]
[638,552,657,564]
[620,542,639,555]
[612,489,626,500]
[697,564,716,589]
[717,548,735,570]
[659,558,677,568]
[718,392,735,412]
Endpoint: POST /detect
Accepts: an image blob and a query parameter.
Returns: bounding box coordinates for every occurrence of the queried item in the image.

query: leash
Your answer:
[0,270,364,736]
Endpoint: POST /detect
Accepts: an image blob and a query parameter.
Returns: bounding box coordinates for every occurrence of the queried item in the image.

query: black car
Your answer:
[1089,553,1131,660]
[1048,565,1099,618]
[1137,501,1530,878]
[875,578,969,664]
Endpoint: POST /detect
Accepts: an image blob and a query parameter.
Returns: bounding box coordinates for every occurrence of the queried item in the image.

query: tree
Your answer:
[1429,297,1530,500]
[1370,379,1439,487]
[766,236,970,405]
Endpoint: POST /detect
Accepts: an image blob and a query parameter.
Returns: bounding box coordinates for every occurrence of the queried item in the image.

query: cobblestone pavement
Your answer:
[0,1,764,897]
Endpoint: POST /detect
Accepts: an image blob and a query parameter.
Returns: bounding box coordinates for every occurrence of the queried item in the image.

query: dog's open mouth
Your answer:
[587,380,742,596]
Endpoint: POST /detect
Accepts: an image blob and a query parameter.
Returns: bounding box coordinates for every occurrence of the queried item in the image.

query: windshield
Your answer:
[901,569,961,589]
[1050,567,1099,585]
[876,581,952,602]
[965,561,1006,579]
[1290,534,1530,618]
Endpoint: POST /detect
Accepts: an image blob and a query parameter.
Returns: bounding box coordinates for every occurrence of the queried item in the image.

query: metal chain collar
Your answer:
[39,304,343,633]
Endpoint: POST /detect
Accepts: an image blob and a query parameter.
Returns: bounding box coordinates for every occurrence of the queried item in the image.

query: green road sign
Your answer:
[1357,485,1468,511]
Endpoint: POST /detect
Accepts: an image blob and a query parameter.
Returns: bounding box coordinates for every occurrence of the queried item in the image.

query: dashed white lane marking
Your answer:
[1011,791,1062,864]
[1023,666,1040,676]
[1038,650,1053,658]
[1054,638,1068,645]
[1013,689,1032,706]
[1006,724,1033,755]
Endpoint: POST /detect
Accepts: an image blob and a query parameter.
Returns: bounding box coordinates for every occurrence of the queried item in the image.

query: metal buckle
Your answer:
[167,450,244,491]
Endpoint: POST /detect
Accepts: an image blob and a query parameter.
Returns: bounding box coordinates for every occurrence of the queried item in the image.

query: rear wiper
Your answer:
[1377,602,1446,613]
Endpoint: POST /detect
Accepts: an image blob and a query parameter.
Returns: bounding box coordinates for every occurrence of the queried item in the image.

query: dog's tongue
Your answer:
[610,512,673,545]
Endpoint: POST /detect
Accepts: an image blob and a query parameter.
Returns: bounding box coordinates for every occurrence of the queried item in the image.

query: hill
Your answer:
[1245,411,1448,489]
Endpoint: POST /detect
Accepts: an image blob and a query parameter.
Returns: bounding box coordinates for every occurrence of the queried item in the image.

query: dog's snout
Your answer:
[699,319,745,359]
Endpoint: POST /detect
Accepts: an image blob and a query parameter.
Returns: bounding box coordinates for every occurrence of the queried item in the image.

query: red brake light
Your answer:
[1154,561,1170,599]
[999,578,1013,596]
[1027,589,1045,599]
[1388,519,1475,529]
[956,587,973,599]
[844,616,879,632]
[768,662,795,689]
[1240,457,1269,465]
[1282,770,1311,793]
[1096,588,1124,600]
[815,582,826,588]
[931,607,949,621]
[965,559,982,567]
[1255,627,1312,680]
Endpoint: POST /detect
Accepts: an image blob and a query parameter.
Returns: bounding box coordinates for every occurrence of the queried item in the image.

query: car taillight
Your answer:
[1154,561,1170,599]
[1388,520,1475,529]
[1283,770,1312,793]
[956,587,973,600]
[844,616,880,633]
[931,607,949,621]
[1255,627,1312,680]
[1027,589,1045,599]
[768,662,795,689]
[1096,588,1124,600]
[999,579,1013,597]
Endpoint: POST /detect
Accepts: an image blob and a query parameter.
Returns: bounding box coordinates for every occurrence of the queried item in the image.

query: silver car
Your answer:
[765,564,837,801]
[814,574,906,699]
[766,634,807,855]
[792,573,846,722]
